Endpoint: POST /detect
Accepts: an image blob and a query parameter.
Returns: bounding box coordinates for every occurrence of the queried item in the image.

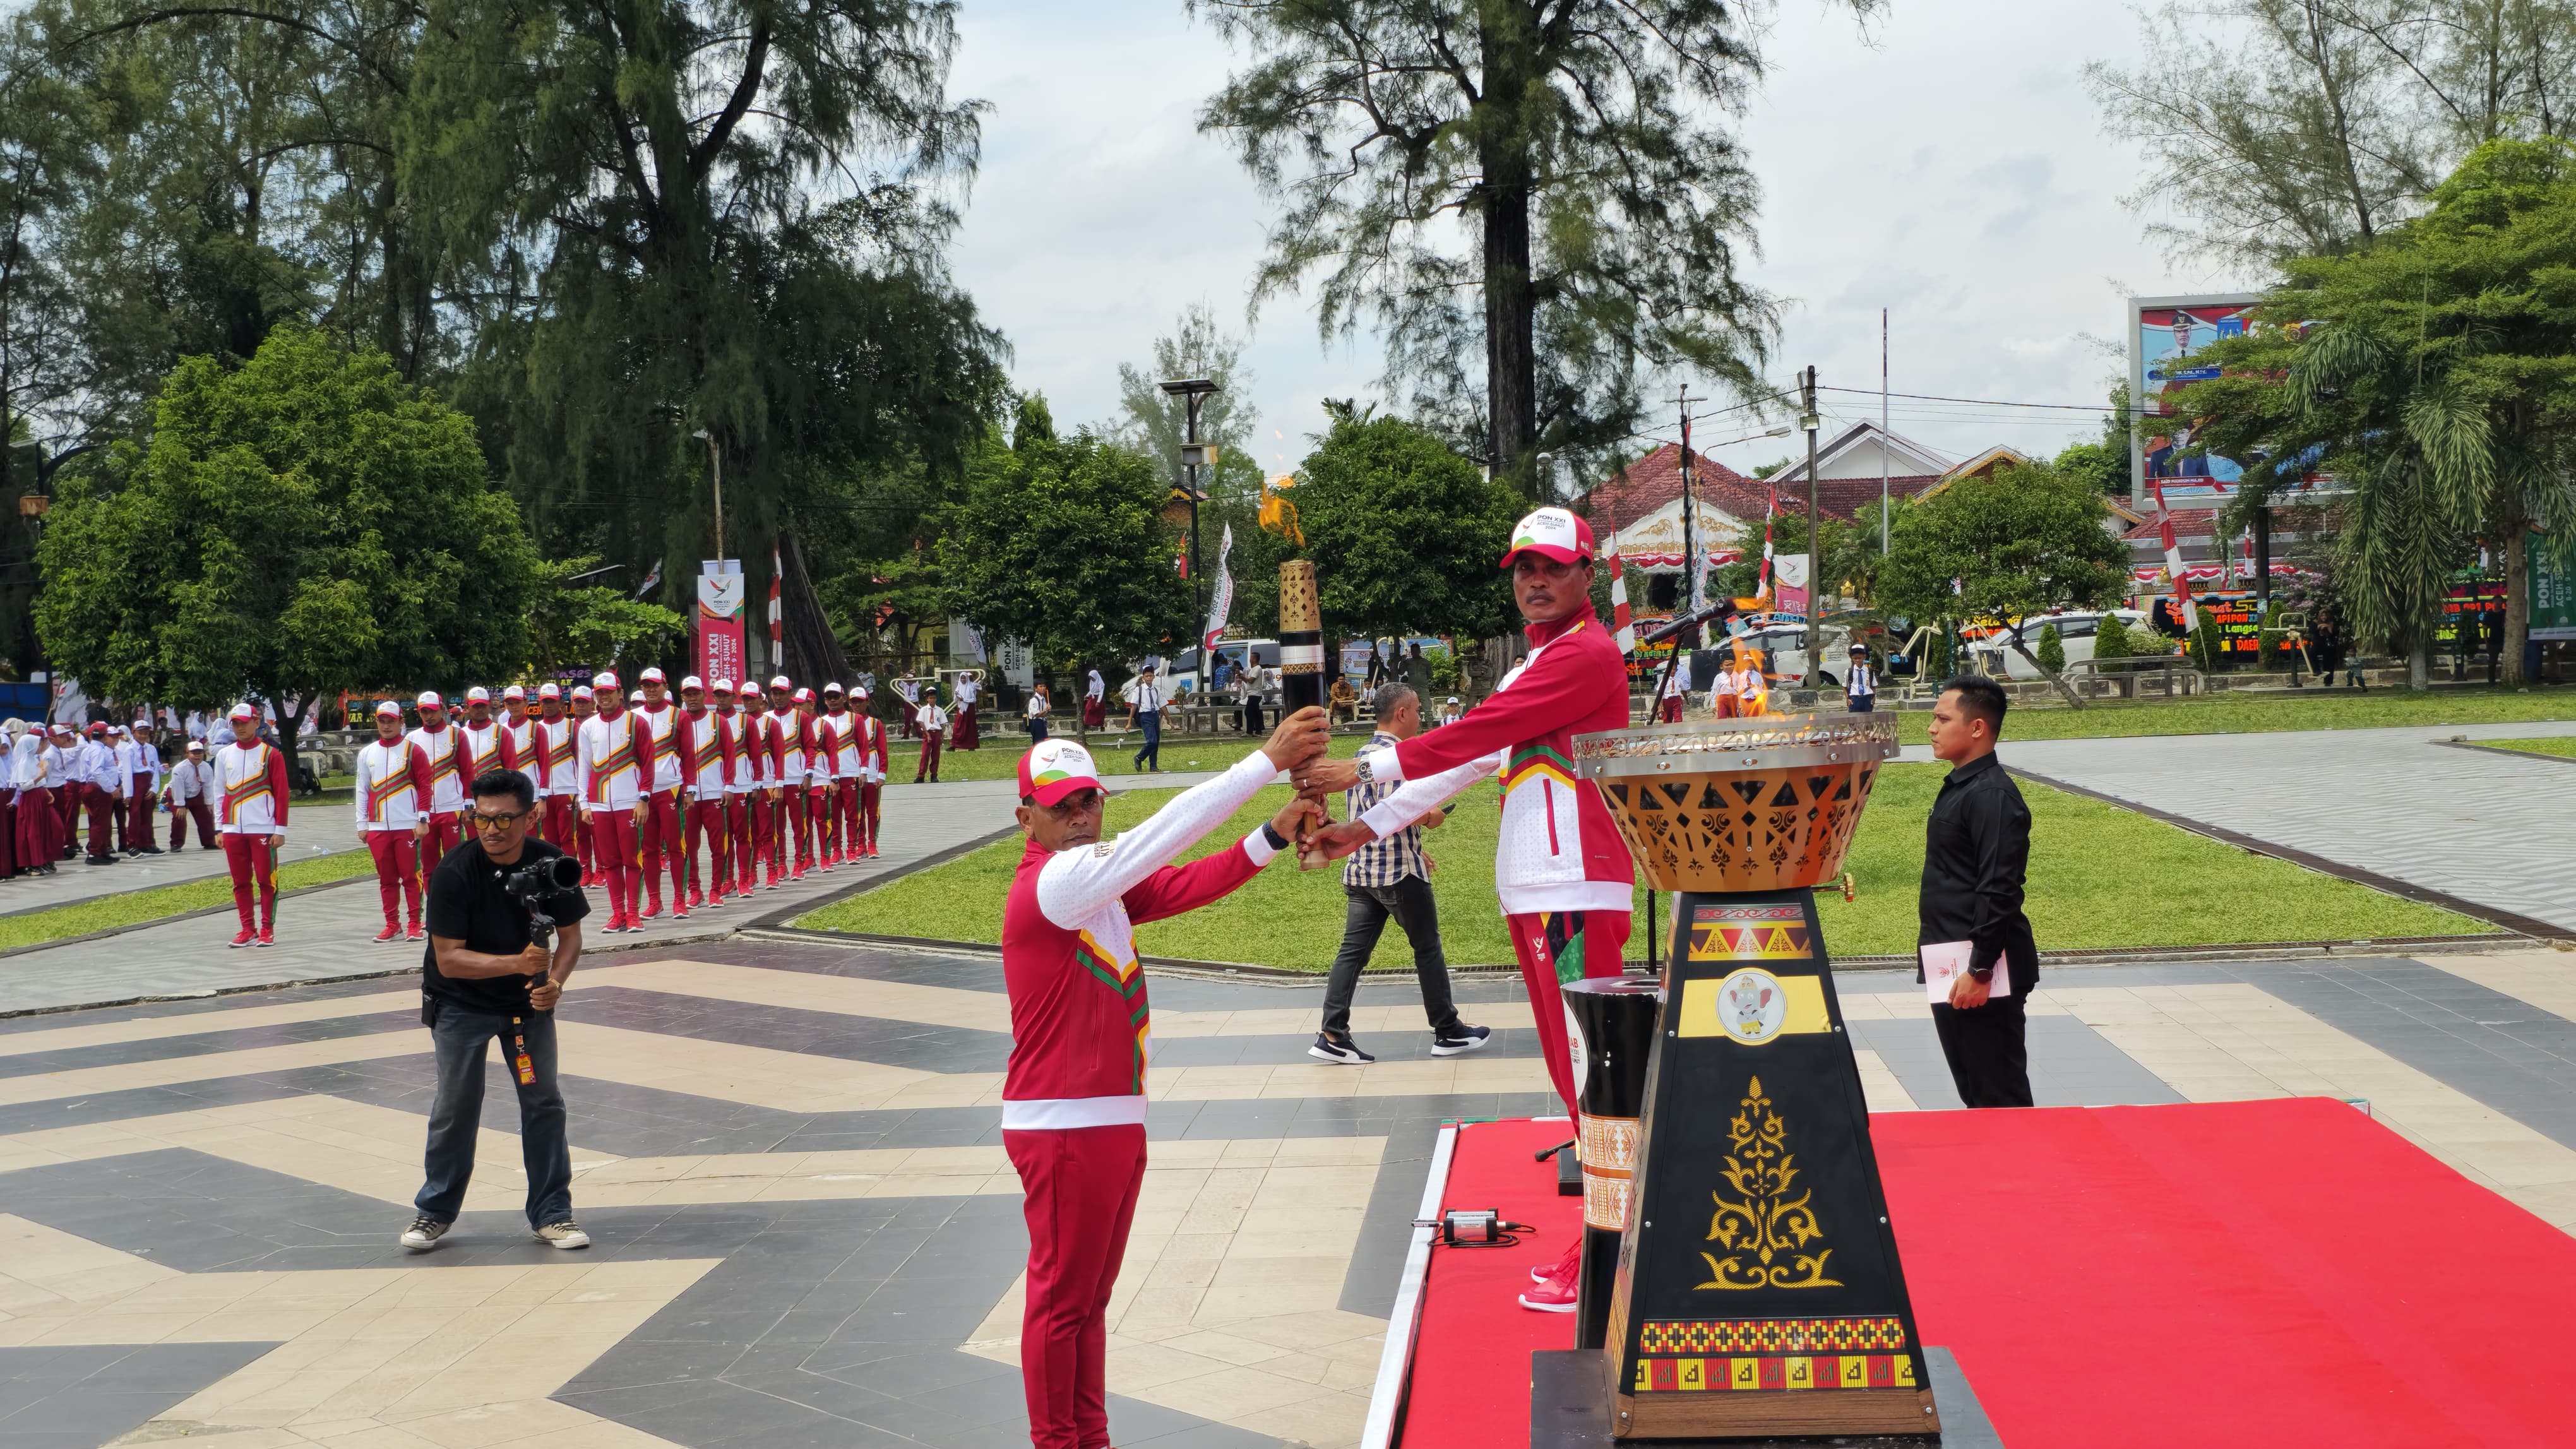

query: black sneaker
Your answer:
[1308,1032,1376,1065]
[1431,1024,1493,1057]
[400,1216,450,1251]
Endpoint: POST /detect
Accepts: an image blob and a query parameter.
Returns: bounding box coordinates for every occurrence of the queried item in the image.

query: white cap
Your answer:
[464,686,491,703]
[640,667,667,683]
[711,679,736,694]
[629,689,646,704]
[229,702,259,720]
[375,700,403,717]
[537,683,562,700]
[592,671,619,689]
[824,681,845,695]
[681,675,705,691]
[417,691,444,709]
[572,685,595,700]
[770,674,792,690]
[501,684,527,701]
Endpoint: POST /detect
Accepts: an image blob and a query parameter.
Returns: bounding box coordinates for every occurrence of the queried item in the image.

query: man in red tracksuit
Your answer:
[672,676,732,912]
[1301,504,1638,1313]
[1001,712,1327,1449]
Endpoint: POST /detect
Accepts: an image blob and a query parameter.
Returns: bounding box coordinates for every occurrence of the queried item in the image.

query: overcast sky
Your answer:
[943,0,2250,483]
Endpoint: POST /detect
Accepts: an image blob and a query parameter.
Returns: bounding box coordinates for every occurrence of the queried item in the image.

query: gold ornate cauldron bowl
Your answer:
[1572,712,1900,893]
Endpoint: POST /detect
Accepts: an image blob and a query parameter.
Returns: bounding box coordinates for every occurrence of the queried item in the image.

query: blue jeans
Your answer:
[1132,710,1160,771]
[415,999,572,1227]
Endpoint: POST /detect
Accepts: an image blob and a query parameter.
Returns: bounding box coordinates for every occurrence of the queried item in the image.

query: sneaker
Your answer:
[227,927,256,949]
[1530,1239,1582,1286]
[1431,1024,1492,1056]
[687,888,703,909]
[255,927,275,948]
[1308,1033,1376,1065]
[405,924,426,942]
[400,1216,450,1251]
[1518,1275,1577,1313]
[534,1220,591,1249]
[374,924,400,943]
[640,902,663,920]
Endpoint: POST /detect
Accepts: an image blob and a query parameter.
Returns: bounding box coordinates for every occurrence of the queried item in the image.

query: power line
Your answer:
[1816,385,2114,412]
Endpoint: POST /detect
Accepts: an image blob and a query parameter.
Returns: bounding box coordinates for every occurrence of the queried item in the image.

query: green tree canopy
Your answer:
[2171,137,2576,686]
[1290,405,1522,644]
[33,326,535,770]
[1875,462,2129,705]
[527,555,687,679]
[1193,0,1840,483]
[940,403,1196,678]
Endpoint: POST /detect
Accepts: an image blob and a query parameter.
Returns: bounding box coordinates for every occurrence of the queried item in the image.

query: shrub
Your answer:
[2036,623,2066,674]
[2094,615,2133,660]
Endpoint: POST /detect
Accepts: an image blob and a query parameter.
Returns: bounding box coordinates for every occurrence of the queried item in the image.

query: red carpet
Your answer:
[1400,1101,2576,1449]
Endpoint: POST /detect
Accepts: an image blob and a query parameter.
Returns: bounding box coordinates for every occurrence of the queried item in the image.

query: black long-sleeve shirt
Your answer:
[1916,751,2039,995]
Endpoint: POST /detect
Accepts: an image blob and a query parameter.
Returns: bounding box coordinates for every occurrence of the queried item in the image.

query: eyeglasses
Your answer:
[470,809,528,829]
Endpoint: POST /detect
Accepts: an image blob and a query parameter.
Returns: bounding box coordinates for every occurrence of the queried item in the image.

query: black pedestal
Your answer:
[1530,1349,2004,1448]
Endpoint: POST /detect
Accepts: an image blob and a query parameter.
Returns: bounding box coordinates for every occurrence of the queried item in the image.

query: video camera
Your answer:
[505,854,584,949]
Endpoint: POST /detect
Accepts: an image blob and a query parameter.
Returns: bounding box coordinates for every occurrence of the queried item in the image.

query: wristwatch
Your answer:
[1352,756,1374,785]
[1260,822,1292,852]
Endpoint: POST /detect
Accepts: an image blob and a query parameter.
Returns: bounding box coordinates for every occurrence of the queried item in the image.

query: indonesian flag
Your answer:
[1603,526,1636,653]
[769,543,784,645]
[2151,480,2201,633]
[1203,523,1236,652]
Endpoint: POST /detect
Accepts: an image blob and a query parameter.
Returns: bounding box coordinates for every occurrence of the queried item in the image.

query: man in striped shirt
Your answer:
[1309,686,1489,1064]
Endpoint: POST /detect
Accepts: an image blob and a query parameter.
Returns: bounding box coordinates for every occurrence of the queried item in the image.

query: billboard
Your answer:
[696,559,746,686]
[2128,294,2338,510]
[2528,534,2576,641]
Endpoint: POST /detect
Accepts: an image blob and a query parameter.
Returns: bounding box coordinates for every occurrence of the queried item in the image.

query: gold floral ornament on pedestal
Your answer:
[1697,1075,1840,1291]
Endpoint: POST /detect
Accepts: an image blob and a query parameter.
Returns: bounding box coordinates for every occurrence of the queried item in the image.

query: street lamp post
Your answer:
[690,428,724,562]
[1158,378,1221,670]
[1798,367,1822,688]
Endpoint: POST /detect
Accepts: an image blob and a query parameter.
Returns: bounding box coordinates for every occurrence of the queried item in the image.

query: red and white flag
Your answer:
[1603,526,1637,653]
[2150,480,2200,633]
[768,543,784,646]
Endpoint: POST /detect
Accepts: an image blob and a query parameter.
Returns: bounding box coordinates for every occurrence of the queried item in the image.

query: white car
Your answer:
[1984,610,2154,680]
[1703,623,1853,689]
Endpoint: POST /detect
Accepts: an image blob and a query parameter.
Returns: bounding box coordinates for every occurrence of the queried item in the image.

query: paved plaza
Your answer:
[4,940,2575,1449]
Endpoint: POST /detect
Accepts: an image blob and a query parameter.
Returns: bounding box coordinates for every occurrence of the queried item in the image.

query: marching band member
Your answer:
[634,667,684,918]
[674,676,731,912]
[405,693,469,868]
[501,686,537,773]
[794,687,828,874]
[773,680,813,881]
[813,684,849,866]
[855,685,888,859]
[568,685,599,882]
[716,681,760,895]
[825,684,868,859]
[215,703,292,948]
[575,672,648,933]
[353,701,432,941]
[999,716,1328,1449]
[458,686,518,780]
[533,684,581,864]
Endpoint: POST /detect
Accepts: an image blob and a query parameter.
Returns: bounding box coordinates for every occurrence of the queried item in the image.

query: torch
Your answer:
[1279,561,1326,715]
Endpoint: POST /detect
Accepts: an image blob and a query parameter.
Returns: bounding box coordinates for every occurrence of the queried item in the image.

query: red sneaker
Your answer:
[1518,1273,1577,1313]
[641,901,663,920]
[405,923,426,942]
[1530,1239,1582,1285]
[227,926,256,949]
[687,888,703,909]
[255,927,275,948]
[605,912,628,933]
[374,924,400,943]
[672,906,690,921]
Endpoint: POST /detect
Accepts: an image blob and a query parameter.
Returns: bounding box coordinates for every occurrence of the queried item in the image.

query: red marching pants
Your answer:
[807,784,837,861]
[169,797,215,849]
[126,774,154,848]
[364,830,420,928]
[221,832,279,931]
[727,794,756,890]
[776,787,808,873]
[589,806,643,921]
[834,778,863,856]
[640,789,683,908]
[541,796,578,856]
[1005,1123,1148,1449]
[418,811,462,884]
[861,780,881,856]
[682,796,730,901]
[1506,909,1635,1119]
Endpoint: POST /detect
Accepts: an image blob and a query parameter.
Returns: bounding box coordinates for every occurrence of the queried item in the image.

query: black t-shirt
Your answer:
[422,837,590,1013]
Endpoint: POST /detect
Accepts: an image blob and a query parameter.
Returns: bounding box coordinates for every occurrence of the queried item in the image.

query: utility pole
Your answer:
[1676,386,1702,618]
[1799,366,1822,687]
[1880,311,1891,558]
[1159,378,1223,667]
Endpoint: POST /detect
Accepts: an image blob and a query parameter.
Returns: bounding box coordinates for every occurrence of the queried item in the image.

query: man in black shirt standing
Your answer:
[402,767,592,1251]
[1918,676,2038,1108]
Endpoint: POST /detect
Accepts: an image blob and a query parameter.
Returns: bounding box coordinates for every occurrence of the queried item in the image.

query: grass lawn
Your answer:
[1889,683,2576,745]
[0,848,378,952]
[2478,736,2576,760]
[798,762,2493,969]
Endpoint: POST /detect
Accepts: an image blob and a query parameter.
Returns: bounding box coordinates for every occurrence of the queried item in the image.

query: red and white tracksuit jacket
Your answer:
[534,718,579,799]
[1356,607,1636,914]
[999,751,1288,1128]
[404,724,468,818]
[458,719,517,783]
[676,707,734,800]
[215,739,292,835]
[353,739,431,829]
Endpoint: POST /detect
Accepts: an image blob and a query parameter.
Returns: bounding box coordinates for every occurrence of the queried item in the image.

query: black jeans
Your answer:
[1320,876,1462,1037]
[1930,994,2033,1108]
[415,999,573,1226]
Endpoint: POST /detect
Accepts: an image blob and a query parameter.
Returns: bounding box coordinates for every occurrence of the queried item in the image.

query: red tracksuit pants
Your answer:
[542,796,578,857]
[835,778,864,856]
[774,787,807,873]
[807,784,837,861]
[590,807,643,921]
[728,794,757,889]
[1506,908,1635,1119]
[639,789,684,907]
[222,832,279,931]
[861,780,881,854]
[419,812,462,883]
[1005,1123,1147,1449]
[683,795,730,900]
[365,830,420,928]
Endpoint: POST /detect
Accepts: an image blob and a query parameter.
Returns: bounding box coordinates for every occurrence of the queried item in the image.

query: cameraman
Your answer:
[401,767,591,1253]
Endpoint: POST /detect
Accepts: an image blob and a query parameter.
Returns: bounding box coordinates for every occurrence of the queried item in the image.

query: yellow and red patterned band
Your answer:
[1633,1354,1916,1394]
